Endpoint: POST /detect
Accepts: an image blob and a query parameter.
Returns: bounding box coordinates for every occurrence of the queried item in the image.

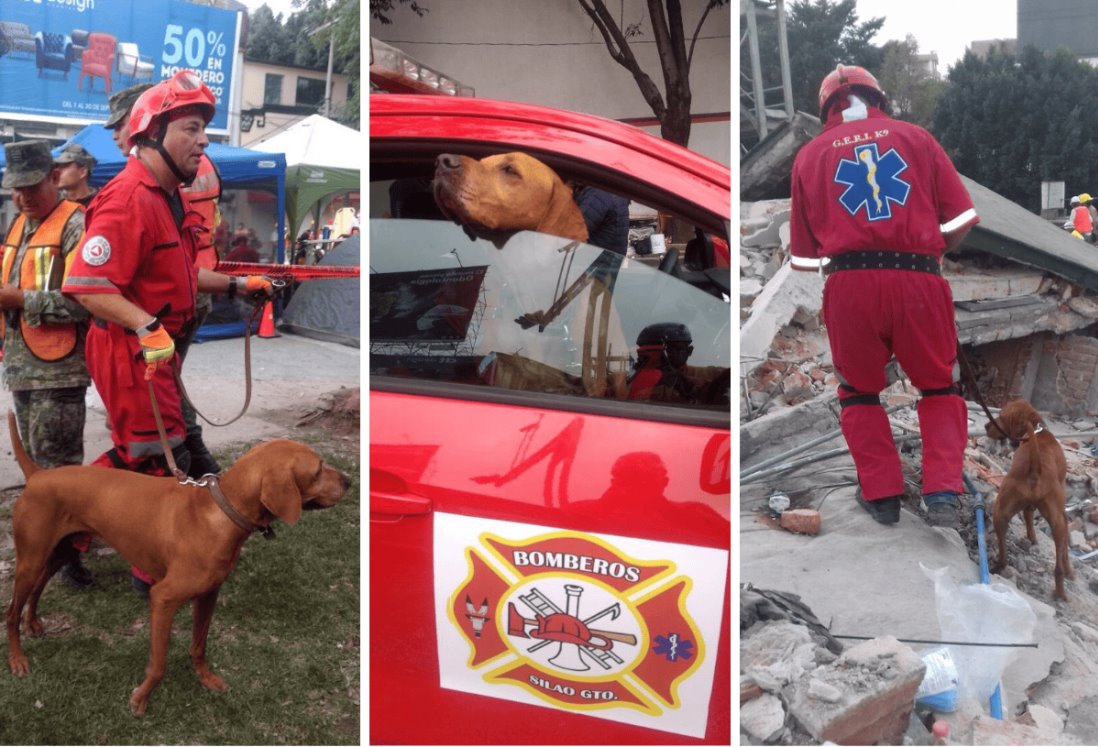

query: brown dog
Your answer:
[985,399,1072,600]
[5,414,350,715]
[433,152,589,246]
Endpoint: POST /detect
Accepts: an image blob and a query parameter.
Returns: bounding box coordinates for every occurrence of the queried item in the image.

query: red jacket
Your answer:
[62,158,200,336]
[790,106,977,268]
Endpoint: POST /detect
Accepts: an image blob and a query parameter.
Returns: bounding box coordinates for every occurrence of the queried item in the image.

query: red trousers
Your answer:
[85,323,185,585]
[85,323,186,466]
[822,269,967,500]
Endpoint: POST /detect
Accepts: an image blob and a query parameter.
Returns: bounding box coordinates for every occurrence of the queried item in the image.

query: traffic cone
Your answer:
[258,299,278,338]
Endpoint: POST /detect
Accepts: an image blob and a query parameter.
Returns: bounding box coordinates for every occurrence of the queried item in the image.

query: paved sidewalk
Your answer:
[0,332,360,488]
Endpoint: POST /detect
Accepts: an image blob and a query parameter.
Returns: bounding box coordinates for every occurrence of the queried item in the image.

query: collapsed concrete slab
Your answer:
[788,636,925,746]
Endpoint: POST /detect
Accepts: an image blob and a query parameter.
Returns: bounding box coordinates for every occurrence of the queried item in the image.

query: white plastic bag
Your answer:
[920,564,1037,704]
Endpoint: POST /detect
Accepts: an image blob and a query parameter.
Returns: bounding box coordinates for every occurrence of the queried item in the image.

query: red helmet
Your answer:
[818,64,887,119]
[529,613,612,650]
[127,70,216,148]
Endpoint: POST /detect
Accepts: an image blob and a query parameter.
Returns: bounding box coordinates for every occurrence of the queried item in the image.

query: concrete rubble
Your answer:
[740,197,1098,744]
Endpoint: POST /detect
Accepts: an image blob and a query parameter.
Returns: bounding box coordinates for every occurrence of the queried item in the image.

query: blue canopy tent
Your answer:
[1,126,288,340]
[0,127,287,255]
[52,125,288,264]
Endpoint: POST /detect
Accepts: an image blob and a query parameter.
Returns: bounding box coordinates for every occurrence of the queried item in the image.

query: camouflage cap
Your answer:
[2,140,55,189]
[104,82,154,129]
[55,143,97,170]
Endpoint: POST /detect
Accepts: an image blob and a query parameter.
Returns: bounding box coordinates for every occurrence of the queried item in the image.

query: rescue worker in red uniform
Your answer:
[789,65,979,529]
[104,82,223,477]
[62,71,272,593]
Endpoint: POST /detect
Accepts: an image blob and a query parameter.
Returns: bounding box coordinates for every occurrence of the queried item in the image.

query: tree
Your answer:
[246,5,291,65]
[740,0,882,152]
[576,0,729,147]
[933,45,1098,212]
[783,0,884,115]
[877,34,944,128]
[247,0,361,127]
[322,0,362,126]
[369,0,427,24]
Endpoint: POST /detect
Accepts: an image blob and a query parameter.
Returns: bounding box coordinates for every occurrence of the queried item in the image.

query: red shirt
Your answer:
[62,158,200,336]
[790,107,978,265]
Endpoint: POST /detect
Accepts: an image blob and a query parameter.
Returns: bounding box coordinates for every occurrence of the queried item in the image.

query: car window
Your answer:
[370,218,731,412]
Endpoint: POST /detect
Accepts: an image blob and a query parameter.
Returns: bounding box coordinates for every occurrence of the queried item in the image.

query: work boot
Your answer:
[184,433,220,478]
[61,554,95,589]
[925,491,962,530]
[855,489,901,525]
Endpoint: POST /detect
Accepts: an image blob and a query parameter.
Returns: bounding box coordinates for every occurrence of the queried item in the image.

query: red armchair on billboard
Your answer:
[78,32,115,95]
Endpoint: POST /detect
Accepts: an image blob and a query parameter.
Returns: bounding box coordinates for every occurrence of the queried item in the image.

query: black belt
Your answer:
[823,250,941,276]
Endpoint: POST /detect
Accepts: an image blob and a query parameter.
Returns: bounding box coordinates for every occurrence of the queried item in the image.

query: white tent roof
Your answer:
[252,114,363,170]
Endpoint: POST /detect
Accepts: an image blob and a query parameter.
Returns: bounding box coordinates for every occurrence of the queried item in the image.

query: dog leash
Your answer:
[145,288,280,480]
[175,292,279,427]
[956,340,1009,437]
[146,378,189,482]
[146,378,275,538]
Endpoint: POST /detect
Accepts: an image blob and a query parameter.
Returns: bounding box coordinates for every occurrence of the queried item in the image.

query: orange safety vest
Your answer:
[1,200,83,361]
[181,153,222,270]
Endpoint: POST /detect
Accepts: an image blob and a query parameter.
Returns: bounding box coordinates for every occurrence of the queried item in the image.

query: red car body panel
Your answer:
[369,94,731,230]
[370,94,731,744]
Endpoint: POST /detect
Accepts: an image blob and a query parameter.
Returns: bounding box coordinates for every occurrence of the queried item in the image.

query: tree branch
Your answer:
[577,0,667,119]
[688,0,720,69]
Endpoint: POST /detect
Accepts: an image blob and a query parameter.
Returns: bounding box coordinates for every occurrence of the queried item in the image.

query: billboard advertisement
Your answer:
[0,0,240,133]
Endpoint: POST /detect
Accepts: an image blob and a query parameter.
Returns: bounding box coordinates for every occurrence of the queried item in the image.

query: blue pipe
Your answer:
[963,473,1003,720]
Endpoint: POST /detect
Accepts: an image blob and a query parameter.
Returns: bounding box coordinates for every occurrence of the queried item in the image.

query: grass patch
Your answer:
[0,442,359,745]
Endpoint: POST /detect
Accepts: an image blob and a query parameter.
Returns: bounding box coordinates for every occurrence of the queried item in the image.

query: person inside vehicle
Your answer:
[568,180,630,255]
[627,322,700,404]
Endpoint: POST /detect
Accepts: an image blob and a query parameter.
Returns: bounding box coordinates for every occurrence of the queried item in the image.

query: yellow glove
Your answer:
[136,319,175,381]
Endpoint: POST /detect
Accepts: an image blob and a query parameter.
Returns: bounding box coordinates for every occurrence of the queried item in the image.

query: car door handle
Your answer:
[370,490,433,515]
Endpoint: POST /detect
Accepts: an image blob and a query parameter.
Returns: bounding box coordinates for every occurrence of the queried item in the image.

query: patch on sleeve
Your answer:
[82,236,111,266]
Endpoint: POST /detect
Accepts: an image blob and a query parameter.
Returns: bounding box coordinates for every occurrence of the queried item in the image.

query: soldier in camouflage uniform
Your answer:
[0,140,92,586]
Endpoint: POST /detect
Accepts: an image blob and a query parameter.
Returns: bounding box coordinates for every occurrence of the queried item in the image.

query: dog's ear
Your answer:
[260,465,303,526]
[540,177,589,243]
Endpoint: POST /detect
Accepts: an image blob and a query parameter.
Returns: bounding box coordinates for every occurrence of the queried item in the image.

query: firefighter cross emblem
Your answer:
[433,513,728,738]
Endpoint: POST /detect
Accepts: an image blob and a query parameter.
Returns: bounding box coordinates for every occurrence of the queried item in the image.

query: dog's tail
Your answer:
[8,410,38,478]
[1023,422,1045,480]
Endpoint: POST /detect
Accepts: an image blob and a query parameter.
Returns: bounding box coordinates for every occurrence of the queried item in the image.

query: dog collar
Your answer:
[205,476,275,540]
[1034,422,1046,434]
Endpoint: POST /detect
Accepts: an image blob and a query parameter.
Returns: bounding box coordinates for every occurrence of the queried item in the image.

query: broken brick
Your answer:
[781,371,814,404]
[780,509,821,536]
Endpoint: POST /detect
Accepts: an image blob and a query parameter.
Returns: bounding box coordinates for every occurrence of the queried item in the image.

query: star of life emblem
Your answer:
[834,142,911,221]
[434,513,728,738]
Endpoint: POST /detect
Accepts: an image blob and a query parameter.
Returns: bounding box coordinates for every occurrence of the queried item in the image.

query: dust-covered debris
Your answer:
[296,386,361,446]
